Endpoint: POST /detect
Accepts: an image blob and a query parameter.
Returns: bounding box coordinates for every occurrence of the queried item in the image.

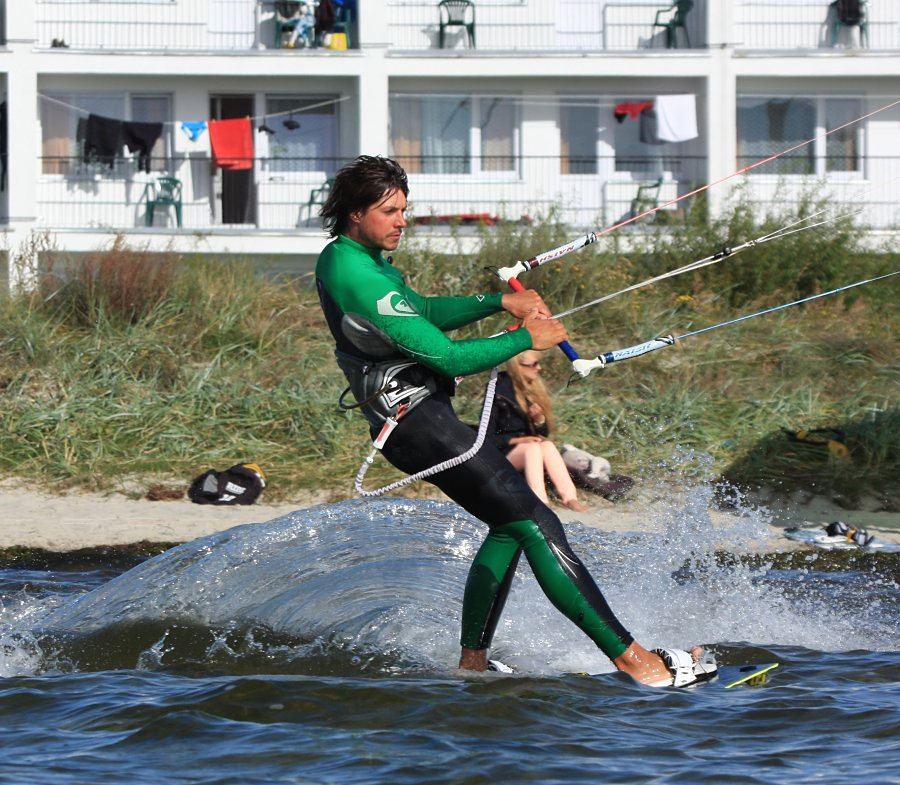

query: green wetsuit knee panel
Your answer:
[488,519,632,660]
[460,529,522,650]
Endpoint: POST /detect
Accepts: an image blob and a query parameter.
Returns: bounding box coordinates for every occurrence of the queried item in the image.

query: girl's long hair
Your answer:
[506,352,555,433]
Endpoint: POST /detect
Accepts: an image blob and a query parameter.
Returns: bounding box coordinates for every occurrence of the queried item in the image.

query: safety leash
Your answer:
[354,366,500,497]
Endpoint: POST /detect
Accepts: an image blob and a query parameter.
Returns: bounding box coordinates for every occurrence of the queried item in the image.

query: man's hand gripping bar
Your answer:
[490,233,604,378]
[492,267,604,378]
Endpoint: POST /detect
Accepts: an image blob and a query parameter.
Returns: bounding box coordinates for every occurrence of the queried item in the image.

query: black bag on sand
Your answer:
[188,462,266,505]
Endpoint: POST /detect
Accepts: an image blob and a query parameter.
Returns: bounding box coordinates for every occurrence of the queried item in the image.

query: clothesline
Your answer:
[37,92,349,127]
[386,92,689,109]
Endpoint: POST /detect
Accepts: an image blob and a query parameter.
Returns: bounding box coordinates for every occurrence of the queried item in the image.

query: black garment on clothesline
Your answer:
[123,120,163,173]
[83,113,123,168]
[639,105,665,145]
[82,113,163,171]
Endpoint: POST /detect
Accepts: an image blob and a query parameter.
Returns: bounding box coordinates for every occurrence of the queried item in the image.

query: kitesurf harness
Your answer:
[354,365,501,498]
[333,315,501,497]
[332,313,449,429]
[335,351,438,428]
[331,312,500,496]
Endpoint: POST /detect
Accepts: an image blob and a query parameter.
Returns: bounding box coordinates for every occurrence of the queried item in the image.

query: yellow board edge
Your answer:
[723,662,780,689]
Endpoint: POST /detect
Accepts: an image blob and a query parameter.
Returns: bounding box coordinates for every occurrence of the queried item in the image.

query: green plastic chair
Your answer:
[629,177,663,219]
[144,176,183,228]
[652,0,693,49]
[438,0,476,49]
[830,0,868,48]
[303,177,334,225]
[274,1,302,48]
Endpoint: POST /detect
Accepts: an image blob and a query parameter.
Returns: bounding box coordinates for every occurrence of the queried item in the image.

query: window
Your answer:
[823,99,862,173]
[736,96,862,175]
[263,94,339,174]
[480,97,516,172]
[561,100,600,175]
[389,94,518,175]
[42,93,123,176]
[40,92,171,175]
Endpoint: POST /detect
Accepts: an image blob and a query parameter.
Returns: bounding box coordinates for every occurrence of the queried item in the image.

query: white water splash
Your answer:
[2,485,896,677]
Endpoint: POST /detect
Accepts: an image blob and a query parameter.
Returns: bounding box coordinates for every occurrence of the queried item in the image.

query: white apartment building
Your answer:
[1,0,898,277]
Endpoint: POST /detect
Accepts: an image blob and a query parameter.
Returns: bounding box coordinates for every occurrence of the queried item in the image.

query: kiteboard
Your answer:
[559,660,779,688]
[714,662,779,689]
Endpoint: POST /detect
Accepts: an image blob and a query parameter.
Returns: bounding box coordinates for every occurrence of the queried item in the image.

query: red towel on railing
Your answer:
[208,117,253,170]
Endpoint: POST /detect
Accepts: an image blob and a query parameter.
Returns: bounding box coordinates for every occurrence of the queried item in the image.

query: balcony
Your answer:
[389,0,900,53]
[30,0,900,54]
[733,0,890,50]
[33,154,900,235]
[33,0,358,52]
[388,0,708,52]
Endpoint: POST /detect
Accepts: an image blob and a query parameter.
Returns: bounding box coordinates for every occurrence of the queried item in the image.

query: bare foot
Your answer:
[458,647,488,672]
[563,498,588,513]
[613,642,707,686]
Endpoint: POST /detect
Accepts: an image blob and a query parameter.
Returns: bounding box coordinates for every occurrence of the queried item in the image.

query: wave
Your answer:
[4,493,898,677]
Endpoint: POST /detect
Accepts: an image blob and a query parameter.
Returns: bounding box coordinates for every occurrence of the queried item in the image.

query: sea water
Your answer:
[1,494,897,785]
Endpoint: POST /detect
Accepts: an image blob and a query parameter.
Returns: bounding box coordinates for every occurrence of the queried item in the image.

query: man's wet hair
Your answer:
[321,155,409,238]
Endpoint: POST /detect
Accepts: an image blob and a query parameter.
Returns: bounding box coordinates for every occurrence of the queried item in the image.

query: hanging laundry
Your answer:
[208,117,254,170]
[122,120,163,173]
[83,113,124,168]
[654,94,698,143]
[614,101,653,123]
[181,121,208,142]
[254,125,270,159]
[639,105,665,145]
[179,121,210,156]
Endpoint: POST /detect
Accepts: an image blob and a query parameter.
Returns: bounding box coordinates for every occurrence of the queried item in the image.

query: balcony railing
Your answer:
[31,154,900,234]
[388,0,900,53]
[33,0,357,51]
[388,0,706,52]
[31,0,900,53]
[733,0,891,50]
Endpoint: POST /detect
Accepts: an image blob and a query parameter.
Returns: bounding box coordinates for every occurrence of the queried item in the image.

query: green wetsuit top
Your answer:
[316,235,532,378]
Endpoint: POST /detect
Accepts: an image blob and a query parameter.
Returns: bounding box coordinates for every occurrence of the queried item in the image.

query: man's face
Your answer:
[347,188,408,251]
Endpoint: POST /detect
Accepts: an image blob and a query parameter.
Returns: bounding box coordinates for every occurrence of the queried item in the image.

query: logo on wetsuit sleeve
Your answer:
[376,292,418,317]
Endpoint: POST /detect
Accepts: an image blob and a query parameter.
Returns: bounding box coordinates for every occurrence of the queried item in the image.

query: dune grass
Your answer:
[1,190,897,508]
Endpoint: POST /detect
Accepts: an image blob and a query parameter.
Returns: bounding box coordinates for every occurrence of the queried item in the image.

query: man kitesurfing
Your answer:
[314,154,715,688]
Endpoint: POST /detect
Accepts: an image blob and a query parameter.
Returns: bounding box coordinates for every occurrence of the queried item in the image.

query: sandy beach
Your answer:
[2,476,898,554]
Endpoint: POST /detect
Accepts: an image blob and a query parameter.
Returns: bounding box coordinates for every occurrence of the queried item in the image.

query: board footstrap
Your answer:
[652,647,719,688]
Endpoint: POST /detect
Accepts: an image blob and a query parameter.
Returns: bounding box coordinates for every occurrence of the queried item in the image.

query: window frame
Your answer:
[389,92,521,179]
[259,93,341,179]
[559,97,603,176]
[736,94,865,180]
